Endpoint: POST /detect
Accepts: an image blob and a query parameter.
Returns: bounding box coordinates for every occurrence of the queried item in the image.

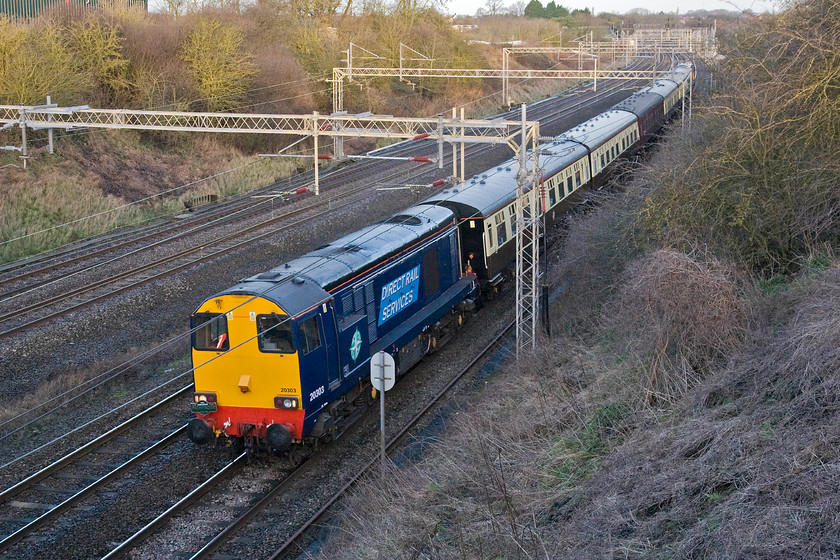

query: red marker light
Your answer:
[411,156,432,163]
[431,179,446,187]
[295,186,309,194]
[317,154,333,160]
[412,132,431,141]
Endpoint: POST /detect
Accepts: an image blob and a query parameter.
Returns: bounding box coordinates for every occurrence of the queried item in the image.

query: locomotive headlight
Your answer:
[193,392,217,403]
[274,396,299,409]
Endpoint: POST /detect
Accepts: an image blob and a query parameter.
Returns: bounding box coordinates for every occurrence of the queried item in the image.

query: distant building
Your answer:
[0,0,147,20]
[452,24,478,32]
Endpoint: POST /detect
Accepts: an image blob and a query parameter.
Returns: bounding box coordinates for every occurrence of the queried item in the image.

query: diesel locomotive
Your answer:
[187,62,694,452]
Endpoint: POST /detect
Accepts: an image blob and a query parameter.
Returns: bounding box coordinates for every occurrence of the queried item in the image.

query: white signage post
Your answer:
[370,351,396,468]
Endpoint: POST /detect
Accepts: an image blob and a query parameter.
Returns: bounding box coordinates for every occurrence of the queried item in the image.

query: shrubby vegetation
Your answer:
[638,0,840,275]
[0,0,610,261]
[312,0,840,557]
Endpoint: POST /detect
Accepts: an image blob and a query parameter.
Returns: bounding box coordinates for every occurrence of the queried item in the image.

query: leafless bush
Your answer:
[121,16,193,108]
[608,248,747,404]
[547,189,644,333]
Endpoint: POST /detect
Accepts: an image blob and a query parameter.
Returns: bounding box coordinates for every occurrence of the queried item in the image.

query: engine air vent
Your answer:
[386,215,423,226]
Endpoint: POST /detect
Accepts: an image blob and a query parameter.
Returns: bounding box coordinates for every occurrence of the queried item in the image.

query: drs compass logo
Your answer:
[350,328,362,362]
[378,265,420,326]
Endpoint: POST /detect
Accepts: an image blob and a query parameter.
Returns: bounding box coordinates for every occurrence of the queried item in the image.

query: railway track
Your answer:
[101,316,516,560]
[0,62,656,476]
[0,66,649,342]
[0,386,205,555]
[0,60,673,558]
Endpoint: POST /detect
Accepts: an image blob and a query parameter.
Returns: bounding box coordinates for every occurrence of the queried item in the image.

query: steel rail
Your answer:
[0,383,192,475]
[0,69,645,449]
[0,426,186,553]
[100,452,249,560]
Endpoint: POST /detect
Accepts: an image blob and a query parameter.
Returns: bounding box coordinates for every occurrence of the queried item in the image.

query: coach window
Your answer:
[566,176,573,195]
[549,187,556,207]
[575,170,581,187]
[299,316,321,355]
[495,214,507,245]
[257,314,295,353]
[192,313,229,351]
[508,205,517,235]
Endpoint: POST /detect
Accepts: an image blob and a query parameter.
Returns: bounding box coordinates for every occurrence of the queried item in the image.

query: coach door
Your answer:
[460,218,486,277]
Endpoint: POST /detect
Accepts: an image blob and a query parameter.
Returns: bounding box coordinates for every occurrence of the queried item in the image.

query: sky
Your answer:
[444,0,780,16]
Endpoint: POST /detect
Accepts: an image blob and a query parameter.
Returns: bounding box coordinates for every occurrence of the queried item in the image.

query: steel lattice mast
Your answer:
[514,104,541,356]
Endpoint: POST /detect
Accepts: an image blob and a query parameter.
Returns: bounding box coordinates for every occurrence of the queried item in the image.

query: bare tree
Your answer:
[507,0,526,15]
[484,0,505,16]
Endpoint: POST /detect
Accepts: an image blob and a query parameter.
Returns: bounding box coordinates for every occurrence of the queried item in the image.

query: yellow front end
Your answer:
[190,294,305,440]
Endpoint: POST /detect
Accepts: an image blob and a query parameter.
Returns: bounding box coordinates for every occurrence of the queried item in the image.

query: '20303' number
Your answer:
[309,386,325,402]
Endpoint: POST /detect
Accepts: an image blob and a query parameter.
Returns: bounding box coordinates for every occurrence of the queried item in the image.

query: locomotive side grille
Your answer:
[449,233,459,281]
[353,287,364,313]
[365,282,378,342]
[341,294,353,317]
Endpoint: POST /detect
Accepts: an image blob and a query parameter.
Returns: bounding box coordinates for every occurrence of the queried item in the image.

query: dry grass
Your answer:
[0,130,296,263]
[310,263,840,560]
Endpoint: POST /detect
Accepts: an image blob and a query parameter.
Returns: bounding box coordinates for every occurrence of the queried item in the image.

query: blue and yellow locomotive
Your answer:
[188,62,694,452]
[187,204,477,451]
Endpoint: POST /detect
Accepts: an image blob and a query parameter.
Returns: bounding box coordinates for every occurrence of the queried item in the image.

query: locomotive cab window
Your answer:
[299,316,322,355]
[193,313,229,351]
[257,314,295,353]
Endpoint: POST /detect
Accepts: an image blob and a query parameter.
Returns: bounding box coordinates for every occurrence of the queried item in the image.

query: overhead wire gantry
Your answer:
[0,103,543,353]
